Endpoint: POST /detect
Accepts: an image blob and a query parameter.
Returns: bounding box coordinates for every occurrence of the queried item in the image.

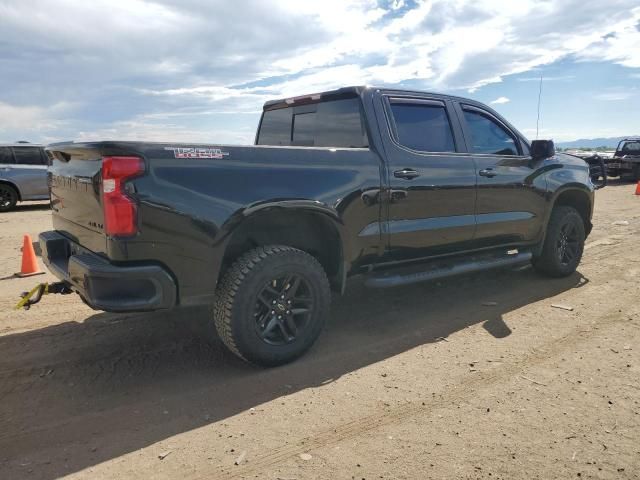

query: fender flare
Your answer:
[218,200,350,292]
[535,184,594,256]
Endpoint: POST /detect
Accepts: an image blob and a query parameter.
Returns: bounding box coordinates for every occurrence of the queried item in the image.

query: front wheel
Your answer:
[0,184,18,212]
[532,206,585,277]
[213,245,331,367]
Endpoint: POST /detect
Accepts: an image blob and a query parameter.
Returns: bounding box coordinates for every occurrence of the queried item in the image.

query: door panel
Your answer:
[375,95,477,262]
[12,147,49,199]
[458,105,547,247]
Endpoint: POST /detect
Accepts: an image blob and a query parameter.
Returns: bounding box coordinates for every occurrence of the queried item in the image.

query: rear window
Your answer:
[256,108,291,146]
[257,96,368,148]
[389,101,456,152]
[13,147,46,165]
[0,147,14,164]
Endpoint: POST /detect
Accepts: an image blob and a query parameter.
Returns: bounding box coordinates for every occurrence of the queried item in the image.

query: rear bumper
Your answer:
[39,231,177,312]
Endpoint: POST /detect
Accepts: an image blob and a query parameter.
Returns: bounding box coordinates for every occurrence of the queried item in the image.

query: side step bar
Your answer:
[365,251,533,289]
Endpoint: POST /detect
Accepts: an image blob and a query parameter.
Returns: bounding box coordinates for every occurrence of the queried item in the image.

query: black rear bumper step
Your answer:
[365,251,532,288]
[39,231,176,312]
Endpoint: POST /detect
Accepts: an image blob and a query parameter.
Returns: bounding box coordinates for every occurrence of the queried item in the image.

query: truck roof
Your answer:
[263,85,499,111]
[0,143,45,148]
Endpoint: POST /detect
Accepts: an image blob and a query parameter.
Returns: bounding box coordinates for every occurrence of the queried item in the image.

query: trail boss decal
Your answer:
[165,147,230,159]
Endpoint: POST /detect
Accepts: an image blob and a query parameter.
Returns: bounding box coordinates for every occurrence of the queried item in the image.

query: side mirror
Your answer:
[531,139,555,160]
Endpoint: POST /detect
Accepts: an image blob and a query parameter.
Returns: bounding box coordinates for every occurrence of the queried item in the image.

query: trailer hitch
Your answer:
[14,282,73,310]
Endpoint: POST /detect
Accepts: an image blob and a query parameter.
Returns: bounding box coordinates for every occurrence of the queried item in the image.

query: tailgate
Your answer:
[47,144,109,254]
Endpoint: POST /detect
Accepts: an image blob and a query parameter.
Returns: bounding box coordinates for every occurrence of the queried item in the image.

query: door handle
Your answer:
[479,168,497,178]
[394,168,420,180]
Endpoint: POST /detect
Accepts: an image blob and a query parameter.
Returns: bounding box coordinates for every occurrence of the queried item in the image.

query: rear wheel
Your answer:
[213,245,331,366]
[0,184,18,212]
[533,206,585,277]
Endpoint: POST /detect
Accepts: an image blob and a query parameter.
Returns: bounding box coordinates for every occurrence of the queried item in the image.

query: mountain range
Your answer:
[555,136,638,149]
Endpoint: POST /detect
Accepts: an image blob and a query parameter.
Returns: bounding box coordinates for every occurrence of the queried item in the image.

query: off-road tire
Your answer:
[532,206,585,278]
[0,184,18,212]
[213,245,331,366]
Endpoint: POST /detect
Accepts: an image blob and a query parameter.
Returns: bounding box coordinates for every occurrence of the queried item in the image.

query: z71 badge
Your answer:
[165,147,230,159]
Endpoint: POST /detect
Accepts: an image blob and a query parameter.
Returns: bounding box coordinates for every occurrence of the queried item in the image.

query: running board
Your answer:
[365,251,533,288]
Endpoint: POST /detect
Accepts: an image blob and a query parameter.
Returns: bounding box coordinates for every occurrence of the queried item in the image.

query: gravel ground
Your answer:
[0,182,638,480]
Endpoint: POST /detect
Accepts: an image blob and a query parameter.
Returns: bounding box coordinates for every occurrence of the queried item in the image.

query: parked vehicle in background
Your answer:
[563,150,612,182]
[607,137,640,180]
[0,143,50,212]
[40,86,596,366]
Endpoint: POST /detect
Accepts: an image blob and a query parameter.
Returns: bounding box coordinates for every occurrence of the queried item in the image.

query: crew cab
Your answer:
[41,86,596,366]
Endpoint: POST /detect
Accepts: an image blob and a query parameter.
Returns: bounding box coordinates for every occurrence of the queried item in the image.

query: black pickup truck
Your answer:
[41,86,596,366]
[606,137,640,180]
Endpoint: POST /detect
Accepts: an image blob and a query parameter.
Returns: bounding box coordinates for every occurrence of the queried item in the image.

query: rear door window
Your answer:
[462,108,519,156]
[13,147,46,165]
[0,147,14,164]
[257,96,368,148]
[388,100,456,152]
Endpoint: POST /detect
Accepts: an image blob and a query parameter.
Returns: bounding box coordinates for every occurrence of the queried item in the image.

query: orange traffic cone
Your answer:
[635,181,640,196]
[16,234,44,277]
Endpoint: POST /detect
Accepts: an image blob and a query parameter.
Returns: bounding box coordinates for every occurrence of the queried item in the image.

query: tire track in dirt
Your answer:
[0,227,636,458]
[209,308,638,479]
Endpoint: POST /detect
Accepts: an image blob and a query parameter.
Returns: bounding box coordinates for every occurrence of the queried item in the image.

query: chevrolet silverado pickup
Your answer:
[41,86,596,366]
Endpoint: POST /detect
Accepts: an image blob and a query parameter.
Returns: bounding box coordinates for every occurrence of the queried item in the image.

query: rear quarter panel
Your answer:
[118,143,384,304]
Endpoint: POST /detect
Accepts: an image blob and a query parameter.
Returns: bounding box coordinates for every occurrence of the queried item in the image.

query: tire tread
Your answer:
[213,245,329,365]
[533,206,585,277]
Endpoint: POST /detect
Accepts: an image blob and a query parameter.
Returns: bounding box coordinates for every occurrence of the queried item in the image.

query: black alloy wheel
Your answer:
[254,274,314,346]
[532,205,585,278]
[0,184,18,212]
[556,220,581,267]
[213,245,331,366]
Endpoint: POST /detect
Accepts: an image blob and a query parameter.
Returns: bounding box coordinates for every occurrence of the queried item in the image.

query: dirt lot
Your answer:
[0,182,639,480]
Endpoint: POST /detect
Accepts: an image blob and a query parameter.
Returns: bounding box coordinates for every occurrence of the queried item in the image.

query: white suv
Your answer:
[0,143,50,212]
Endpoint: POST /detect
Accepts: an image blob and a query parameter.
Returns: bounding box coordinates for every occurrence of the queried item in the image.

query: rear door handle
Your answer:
[479,168,497,178]
[394,168,420,180]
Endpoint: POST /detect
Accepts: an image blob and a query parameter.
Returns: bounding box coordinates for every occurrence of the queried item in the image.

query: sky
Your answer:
[0,0,639,145]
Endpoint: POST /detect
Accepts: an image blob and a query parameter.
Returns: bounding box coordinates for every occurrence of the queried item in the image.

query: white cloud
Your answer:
[577,7,640,68]
[0,101,71,133]
[490,96,510,105]
[1,0,640,142]
[517,75,575,82]
[75,116,256,145]
[593,91,635,101]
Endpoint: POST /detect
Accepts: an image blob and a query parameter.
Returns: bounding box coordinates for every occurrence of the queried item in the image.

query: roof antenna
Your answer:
[536,73,543,140]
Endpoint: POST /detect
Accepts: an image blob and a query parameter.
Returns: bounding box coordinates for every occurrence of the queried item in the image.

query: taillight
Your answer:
[102,156,144,237]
